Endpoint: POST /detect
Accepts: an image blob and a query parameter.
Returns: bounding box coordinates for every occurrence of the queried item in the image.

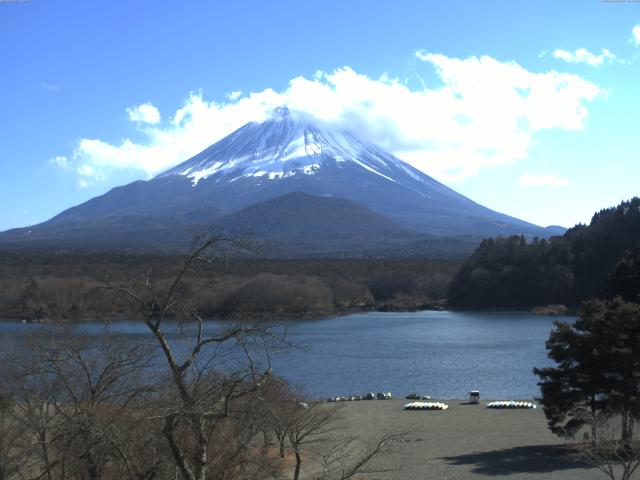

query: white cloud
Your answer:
[633,24,640,45]
[73,162,105,188]
[49,155,69,168]
[551,48,616,67]
[74,89,282,176]
[57,53,604,183]
[77,163,96,177]
[126,102,161,124]
[227,90,242,100]
[519,172,569,187]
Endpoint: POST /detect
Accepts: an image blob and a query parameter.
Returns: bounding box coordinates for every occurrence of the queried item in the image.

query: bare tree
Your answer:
[2,318,284,480]
[2,330,160,480]
[9,358,66,480]
[0,390,28,480]
[286,403,342,480]
[576,415,640,480]
[42,335,156,480]
[107,233,287,480]
[310,432,404,480]
[284,402,405,480]
[256,376,301,459]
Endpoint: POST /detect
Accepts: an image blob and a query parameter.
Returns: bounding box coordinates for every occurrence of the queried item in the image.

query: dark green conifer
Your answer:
[534,298,640,444]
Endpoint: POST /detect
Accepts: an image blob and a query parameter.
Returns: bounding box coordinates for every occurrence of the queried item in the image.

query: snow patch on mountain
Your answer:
[157,108,430,189]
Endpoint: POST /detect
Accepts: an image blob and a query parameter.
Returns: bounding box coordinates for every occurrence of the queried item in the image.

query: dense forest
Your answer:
[449,197,640,309]
[0,252,458,321]
[4,197,639,320]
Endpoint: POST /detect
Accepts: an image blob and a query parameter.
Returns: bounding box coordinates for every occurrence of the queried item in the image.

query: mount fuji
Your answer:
[0,108,563,254]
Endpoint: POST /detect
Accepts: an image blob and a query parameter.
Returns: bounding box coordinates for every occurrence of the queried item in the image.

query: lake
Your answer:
[0,310,565,400]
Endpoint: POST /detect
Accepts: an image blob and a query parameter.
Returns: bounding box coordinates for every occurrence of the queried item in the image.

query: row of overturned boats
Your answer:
[486,401,536,409]
[327,392,393,402]
[403,400,537,411]
[324,392,536,411]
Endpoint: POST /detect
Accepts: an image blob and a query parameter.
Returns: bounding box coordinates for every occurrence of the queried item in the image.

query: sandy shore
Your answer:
[303,399,604,480]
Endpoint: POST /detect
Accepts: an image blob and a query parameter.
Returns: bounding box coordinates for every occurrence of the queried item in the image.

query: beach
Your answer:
[306,399,604,480]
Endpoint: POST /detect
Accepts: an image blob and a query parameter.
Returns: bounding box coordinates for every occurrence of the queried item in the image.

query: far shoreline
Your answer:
[0,301,576,324]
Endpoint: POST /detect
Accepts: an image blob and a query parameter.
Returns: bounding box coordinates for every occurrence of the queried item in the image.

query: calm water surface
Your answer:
[0,311,566,400]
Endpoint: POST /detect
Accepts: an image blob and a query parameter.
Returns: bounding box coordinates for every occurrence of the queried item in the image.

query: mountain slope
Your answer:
[216,192,485,257]
[0,108,561,253]
[218,192,408,239]
[214,192,422,255]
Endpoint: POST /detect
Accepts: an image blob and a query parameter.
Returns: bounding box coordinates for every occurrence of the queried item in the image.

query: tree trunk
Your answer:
[193,417,208,480]
[293,447,302,480]
[277,432,286,458]
[625,415,635,451]
[590,398,598,445]
[622,410,633,448]
[39,429,54,480]
[80,451,100,480]
[163,417,195,480]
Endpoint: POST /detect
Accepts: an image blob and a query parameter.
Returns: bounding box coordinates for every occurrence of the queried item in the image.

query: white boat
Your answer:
[404,401,449,410]
[486,400,536,409]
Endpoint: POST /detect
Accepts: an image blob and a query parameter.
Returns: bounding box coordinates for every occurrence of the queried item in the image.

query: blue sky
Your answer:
[1,0,639,231]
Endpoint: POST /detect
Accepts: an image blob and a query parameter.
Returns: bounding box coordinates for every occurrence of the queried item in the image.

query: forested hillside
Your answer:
[0,253,458,321]
[448,198,640,308]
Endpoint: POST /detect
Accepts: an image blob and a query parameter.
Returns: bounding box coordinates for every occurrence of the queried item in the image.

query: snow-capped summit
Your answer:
[158,107,429,191]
